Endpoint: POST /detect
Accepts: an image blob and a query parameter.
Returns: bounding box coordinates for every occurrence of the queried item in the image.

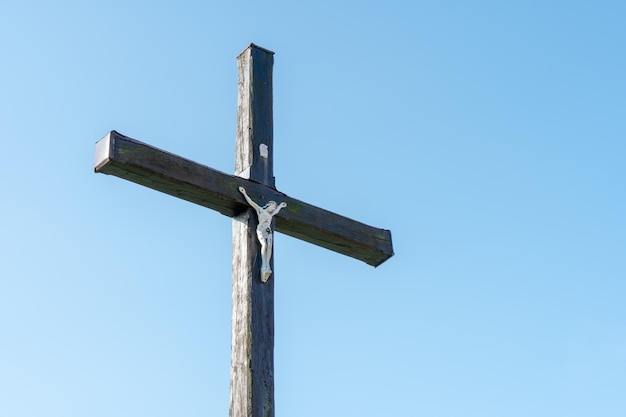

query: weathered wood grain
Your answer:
[235,43,274,187]
[93,42,395,417]
[230,43,275,417]
[94,130,394,267]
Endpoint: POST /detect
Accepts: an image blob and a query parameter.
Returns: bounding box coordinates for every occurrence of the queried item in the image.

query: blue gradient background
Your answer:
[1,1,624,416]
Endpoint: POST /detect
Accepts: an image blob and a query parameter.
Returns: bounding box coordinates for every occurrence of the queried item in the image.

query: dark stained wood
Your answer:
[230,44,275,417]
[93,43,394,417]
[235,43,275,187]
[94,130,394,267]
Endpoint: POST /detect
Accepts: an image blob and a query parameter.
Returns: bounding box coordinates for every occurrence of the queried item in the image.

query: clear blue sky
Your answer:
[1,1,625,416]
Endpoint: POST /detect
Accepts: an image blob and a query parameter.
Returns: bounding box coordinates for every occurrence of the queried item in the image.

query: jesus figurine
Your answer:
[239,186,287,282]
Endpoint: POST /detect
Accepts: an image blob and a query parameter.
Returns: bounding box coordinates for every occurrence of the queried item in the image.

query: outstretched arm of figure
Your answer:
[239,186,261,212]
[272,202,287,216]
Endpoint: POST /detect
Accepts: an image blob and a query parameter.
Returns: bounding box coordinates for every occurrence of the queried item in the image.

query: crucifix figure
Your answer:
[94,44,393,417]
[238,186,286,282]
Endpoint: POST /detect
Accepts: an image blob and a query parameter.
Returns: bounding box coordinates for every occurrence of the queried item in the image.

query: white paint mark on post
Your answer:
[260,143,269,159]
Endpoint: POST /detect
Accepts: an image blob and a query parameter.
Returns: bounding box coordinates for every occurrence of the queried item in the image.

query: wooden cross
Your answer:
[94,44,393,417]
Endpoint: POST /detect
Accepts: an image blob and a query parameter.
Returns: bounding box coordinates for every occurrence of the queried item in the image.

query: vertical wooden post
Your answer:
[230,44,275,417]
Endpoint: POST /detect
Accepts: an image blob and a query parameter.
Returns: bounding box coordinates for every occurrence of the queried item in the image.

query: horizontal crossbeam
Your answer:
[94,131,394,266]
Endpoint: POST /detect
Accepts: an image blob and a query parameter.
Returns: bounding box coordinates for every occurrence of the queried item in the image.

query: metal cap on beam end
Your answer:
[94,131,114,172]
